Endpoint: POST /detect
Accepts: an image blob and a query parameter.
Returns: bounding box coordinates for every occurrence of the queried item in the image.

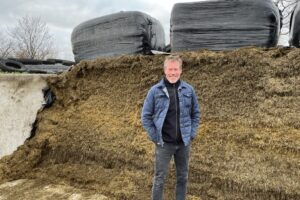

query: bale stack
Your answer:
[170,0,281,52]
[71,11,165,62]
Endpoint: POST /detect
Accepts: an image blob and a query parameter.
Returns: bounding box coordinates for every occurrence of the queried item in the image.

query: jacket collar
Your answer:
[158,78,187,90]
[163,77,181,88]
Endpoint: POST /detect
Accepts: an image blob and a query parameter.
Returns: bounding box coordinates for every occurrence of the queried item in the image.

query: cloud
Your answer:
[3,0,248,60]
[0,0,187,60]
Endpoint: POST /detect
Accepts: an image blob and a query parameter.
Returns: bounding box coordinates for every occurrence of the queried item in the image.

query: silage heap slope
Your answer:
[0,47,300,200]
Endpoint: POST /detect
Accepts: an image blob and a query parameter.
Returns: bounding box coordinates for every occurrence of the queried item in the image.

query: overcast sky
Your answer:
[0,0,198,61]
[0,0,289,61]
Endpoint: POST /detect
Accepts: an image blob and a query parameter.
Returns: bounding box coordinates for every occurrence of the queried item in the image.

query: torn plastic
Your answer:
[170,0,281,52]
[28,86,56,140]
[42,86,56,108]
[71,11,165,62]
[289,2,300,47]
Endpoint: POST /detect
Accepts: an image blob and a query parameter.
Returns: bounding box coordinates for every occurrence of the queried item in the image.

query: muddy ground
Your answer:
[0,47,299,200]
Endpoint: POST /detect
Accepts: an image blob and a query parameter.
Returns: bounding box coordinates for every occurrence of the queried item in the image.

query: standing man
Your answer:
[141,55,201,200]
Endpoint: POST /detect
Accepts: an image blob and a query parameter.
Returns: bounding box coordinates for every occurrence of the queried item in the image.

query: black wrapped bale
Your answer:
[71,11,165,62]
[171,0,281,52]
[289,2,300,47]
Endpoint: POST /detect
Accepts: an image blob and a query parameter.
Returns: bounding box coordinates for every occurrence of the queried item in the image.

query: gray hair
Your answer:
[163,55,182,70]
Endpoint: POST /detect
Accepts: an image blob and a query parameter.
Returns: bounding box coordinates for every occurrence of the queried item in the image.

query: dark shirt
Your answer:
[162,77,183,144]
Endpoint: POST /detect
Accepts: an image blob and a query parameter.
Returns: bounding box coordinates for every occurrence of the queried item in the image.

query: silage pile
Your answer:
[0,47,299,200]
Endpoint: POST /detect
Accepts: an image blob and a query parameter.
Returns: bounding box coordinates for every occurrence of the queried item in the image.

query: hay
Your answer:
[0,47,299,199]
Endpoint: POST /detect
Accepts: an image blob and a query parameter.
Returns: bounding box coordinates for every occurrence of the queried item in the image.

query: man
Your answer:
[141,55,201,200]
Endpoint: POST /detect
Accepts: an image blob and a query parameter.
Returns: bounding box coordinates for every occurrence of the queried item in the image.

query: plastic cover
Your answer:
[170,0,281,52]
[71,11,165,62]
[0,58,71,74]
[24,64,70,74]
[289,2,300,47]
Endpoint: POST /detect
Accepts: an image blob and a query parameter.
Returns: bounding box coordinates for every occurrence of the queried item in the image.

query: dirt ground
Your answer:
[0,47,300,200]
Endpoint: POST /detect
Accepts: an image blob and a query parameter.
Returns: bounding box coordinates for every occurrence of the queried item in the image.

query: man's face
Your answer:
[164,61,182,84]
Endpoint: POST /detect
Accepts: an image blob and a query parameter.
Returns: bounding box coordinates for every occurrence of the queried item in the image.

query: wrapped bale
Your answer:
[289,2,300,47]
[171,0,281,52]
[71,11,165,62]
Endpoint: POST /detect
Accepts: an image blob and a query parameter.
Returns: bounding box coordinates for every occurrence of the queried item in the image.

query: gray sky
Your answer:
[0,0,196,61]
[0,0,289,61]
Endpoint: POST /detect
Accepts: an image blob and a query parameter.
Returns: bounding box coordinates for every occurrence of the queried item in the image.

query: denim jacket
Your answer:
[141,79,201,146]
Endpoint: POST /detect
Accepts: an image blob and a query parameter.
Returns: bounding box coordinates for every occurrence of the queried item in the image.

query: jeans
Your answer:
[152,142,191,200]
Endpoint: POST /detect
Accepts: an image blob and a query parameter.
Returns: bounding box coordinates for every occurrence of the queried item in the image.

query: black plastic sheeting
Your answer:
[0,58,73,74]
[42,86,56,108]
[71,11,165,62]
[24,64,71,74]
[289,2,300,47]
[170,0,281,52]
[28,86,56,140]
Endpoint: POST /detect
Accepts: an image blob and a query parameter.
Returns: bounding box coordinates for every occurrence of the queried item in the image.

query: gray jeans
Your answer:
[152,143,191,200]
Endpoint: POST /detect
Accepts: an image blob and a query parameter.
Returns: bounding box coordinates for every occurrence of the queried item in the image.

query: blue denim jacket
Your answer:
[141,79,201,146]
